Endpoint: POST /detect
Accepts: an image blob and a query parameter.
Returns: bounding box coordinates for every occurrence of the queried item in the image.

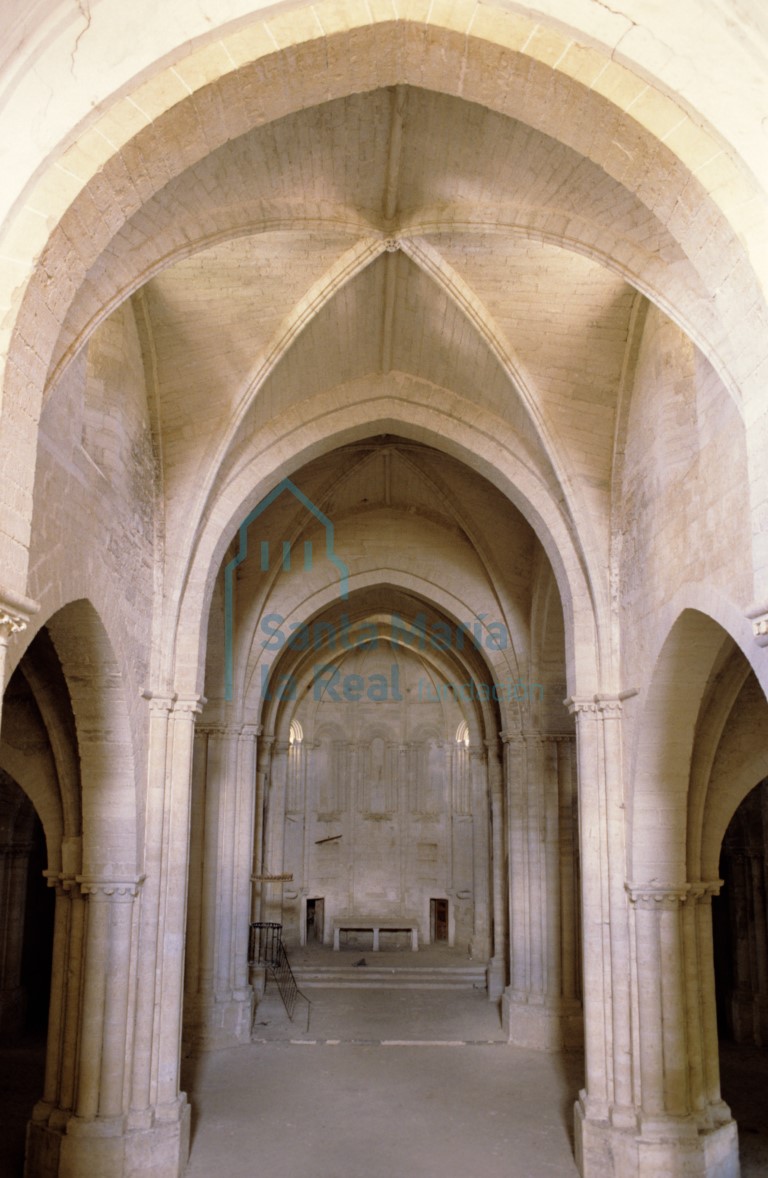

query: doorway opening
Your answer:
[430,898,449,943]
[712,778,768,1171]
[306,898,324,944]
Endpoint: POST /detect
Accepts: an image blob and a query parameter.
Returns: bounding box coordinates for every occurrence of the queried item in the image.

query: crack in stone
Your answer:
[70,0,92,77]
[590,0,639,60]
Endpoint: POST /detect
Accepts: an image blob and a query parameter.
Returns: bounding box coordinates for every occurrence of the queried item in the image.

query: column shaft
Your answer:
[156,696,203,1108]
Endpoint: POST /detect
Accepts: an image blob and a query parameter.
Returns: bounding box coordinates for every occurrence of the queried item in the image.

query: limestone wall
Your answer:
[618,303,752,696]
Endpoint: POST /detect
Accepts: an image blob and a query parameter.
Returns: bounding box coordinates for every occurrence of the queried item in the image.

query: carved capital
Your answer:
[595,694,624,717]
[626,883,689,908]
[0,611,27,642]
[566,693,629,718]
[142,690,175,716]
[746,601,768,647]
[565,696,599,716]
[43,871,80,894]
[239,723,262,740]
[0,586,39,644]
[173,694,206,716]
[197,724,232,739]
[77,875,145,900]
[688,879,723,901]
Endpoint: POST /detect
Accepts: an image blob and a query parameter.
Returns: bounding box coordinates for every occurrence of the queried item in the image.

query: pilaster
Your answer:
[566,694,633,1163]
[26,875,150,1178]
[185,721,259,1052]
[501,729,582,1051]
[484,738,507,1000]
[469,747,491,965]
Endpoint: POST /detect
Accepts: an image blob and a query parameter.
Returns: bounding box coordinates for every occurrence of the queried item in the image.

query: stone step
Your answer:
[292,964,487,990]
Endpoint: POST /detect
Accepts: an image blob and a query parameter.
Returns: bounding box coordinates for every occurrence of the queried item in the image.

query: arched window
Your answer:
[455,720,470,747]
[289,719,303,746]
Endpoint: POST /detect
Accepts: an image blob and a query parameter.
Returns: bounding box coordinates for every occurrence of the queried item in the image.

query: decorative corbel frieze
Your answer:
[746,601,768,647]
[625,883,690,908]
[77,875,145,900]
[0,585,39,644]
[565,691,637,718]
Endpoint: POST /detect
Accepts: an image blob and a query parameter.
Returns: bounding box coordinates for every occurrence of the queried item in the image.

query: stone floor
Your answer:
[182,1039,582,1178]
[1,994,767,1177]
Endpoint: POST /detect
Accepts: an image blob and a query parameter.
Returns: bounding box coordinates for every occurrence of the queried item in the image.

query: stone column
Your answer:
[186,723,258,1050]
[251,734,275,926]
[568,689,741,1178]
[469,747,491,964]
[155,695,204,1113]
[621,884,738,1176]
[128,694,174,1124]
[567,694,636,1178]
[27,870,86,1145]
[557,737,580,1003]
[504,732,528,1000]
[52,876,143,1178]
[126,692,203,1175]
[233,725,259,999]
[72,878,142,1118]
[502,729,582,1050]
[27,689,205,1178]
[485,738,507,1000]
[686,882,732,1126]
[262,739,289,924]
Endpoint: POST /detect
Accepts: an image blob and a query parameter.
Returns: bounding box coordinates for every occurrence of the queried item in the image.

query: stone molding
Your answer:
[143,693,175,716]
[76,875,145,900]
[143,691,206,716]
[196,722,261,738]
[0,585,39,642]
[626,884,689,908]
[625,881,722,906]
[565,694,623,717]
[746,600,768,646]
[239,723,262,740]
[173,694,206,715]
[500,729,575,743]
[688,879,724,899]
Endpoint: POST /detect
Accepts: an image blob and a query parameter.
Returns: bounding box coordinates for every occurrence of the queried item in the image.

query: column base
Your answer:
[25,1098,191,1178]
[469,930,491,961]
[575,1092,739,1178]
[502,989,583,1051]
[183,989,253,1053]
[486,957,505,1001]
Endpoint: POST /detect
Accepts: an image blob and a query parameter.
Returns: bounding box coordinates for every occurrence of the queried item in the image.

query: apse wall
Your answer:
[274,641,488,952]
